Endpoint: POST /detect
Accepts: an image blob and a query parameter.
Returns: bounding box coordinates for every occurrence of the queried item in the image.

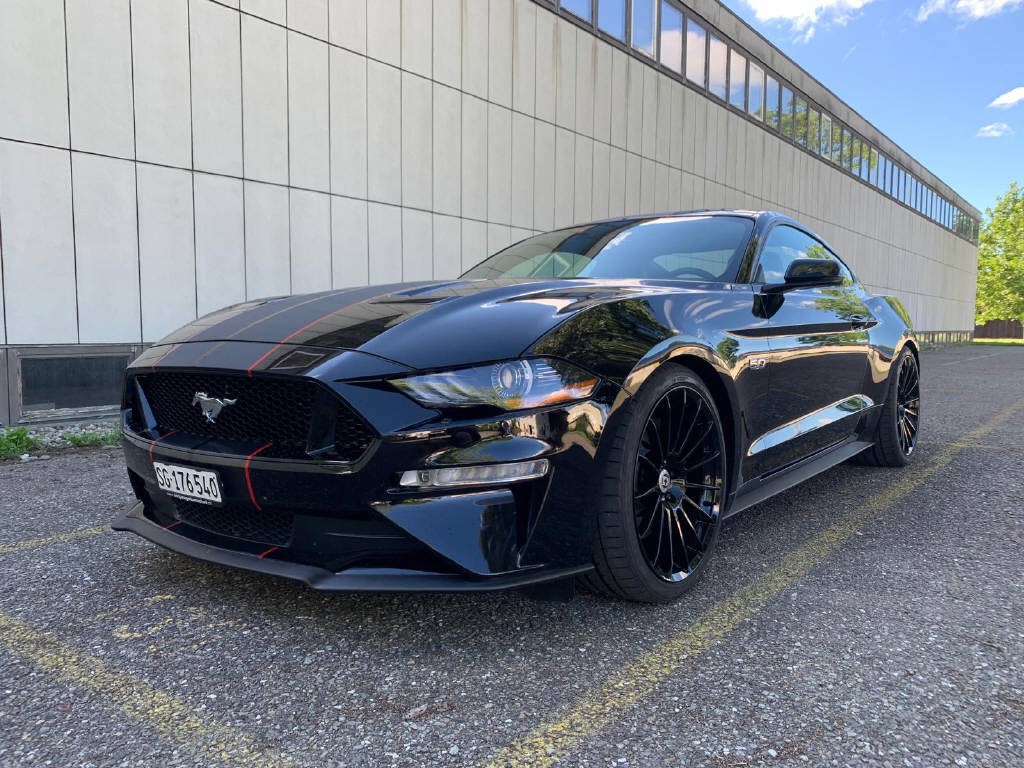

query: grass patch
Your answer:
[0,428,41,459]
[973,338,1024,346]
[64,427,121,448]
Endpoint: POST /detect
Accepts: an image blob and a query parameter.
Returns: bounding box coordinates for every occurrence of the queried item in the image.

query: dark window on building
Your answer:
[708,35,727,99]
[659,2,683,72]
[632,0,657,56]
[748,62,764,120]
[850,136,862,176]
[21,355,130,414]
[830,122,843,164]
[597,0,627,39]
[728,49,746,109]
[841,129,853,171]
[685,18,706,87]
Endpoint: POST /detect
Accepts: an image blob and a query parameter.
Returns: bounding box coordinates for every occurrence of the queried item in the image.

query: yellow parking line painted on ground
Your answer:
[482,395,1024,768]
[936,351,1000,366]
[0,525,108,556]
[0,613,293,768]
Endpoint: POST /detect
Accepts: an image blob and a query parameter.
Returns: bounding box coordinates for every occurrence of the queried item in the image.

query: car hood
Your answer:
[159,279,669,371]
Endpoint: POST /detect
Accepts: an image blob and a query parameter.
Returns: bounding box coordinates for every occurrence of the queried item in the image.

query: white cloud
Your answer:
[976,122,1015,137]
[916,0,1024,22]
[740,1,876,41]
[989,87,1024,109]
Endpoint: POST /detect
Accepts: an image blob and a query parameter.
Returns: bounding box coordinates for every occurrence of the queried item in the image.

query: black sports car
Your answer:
[114,211,920,602]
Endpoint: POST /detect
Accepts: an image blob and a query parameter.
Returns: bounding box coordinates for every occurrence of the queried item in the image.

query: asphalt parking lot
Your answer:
[1,345,1022,768]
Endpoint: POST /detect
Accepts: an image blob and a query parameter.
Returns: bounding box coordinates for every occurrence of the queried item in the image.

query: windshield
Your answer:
[461,215,755,282]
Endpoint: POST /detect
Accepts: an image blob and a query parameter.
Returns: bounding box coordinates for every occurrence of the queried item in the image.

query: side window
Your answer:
[753,226,853,285]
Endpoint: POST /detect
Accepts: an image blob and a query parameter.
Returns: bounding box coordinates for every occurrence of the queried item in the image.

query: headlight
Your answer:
[390,358,599,410]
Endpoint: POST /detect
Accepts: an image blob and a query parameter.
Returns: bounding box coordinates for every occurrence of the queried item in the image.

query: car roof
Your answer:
[575,209,801,229]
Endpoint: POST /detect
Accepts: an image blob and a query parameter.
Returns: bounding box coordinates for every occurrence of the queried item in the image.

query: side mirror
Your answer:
[763,258,843,293]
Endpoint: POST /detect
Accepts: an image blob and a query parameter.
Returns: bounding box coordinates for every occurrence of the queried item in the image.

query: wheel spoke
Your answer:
[634,485,660,501]
[684,450,721,473]
[673,398,702,460]
[671,510,691,572]
[665,503,675,574]
[676,422,714,468]
[681,493,715,523]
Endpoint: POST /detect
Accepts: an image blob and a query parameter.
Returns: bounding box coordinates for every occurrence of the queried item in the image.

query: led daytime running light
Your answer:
[399,459,550,488]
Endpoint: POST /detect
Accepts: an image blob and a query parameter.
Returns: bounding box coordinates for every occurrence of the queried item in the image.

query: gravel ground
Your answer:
[0,345,1021,768]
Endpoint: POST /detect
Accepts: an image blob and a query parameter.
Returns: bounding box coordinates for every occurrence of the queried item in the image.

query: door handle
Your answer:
[849,314,874,329]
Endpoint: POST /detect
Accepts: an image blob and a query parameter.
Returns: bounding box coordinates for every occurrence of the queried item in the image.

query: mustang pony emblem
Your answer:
[192,392,237,423]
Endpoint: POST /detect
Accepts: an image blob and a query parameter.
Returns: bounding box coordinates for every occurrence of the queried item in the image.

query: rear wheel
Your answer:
[854,347,920,467]
[583,366,727,603]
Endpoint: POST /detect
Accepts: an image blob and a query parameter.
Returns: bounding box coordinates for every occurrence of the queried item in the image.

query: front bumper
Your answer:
[113,500,592,591]
[117,371,617,590]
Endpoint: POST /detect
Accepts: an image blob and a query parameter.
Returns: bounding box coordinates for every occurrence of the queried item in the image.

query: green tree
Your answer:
[975,182,1024,324]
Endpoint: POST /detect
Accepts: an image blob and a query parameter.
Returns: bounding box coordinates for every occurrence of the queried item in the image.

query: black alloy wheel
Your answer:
[895,353,920,456]
[633,385,725,583]
[852,346,921,468]
[584,366,727,603]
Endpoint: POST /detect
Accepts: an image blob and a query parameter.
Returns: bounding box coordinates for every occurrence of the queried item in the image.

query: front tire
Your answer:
[854,347,920,467]
[583,366,728,603]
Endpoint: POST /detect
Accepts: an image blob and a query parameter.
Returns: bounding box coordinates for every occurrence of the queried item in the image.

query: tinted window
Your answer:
[462,216,755,282]
[728,50,746,109]
[869,148,879,186]
[708,35,727,99]
[561,0,592,22]
[631,0,656,56]
[659,2,683,72]
[748,62,764,120]
[850,136,862,176]
[597,0,626,39]
[841,129,853,171]
[754,226,852,286]
[685,19,706,87]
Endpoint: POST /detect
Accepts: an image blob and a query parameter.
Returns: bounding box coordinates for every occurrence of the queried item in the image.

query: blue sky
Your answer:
[726,0,1023,215]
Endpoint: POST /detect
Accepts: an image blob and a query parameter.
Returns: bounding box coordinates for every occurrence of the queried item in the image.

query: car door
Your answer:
[748,224,875,476]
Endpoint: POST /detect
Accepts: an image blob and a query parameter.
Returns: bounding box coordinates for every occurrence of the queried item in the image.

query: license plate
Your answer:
[153,462,223,505]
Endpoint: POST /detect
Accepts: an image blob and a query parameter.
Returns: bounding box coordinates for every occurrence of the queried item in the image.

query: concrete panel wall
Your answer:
[0,0,977,351]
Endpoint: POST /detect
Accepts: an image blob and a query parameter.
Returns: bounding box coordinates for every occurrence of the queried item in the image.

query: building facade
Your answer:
[0,0,981,425]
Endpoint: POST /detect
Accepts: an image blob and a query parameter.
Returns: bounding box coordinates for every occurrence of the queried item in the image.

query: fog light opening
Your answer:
[399,459,550,488]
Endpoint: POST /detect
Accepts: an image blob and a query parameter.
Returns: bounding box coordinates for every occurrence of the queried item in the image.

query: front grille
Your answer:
[131,371,374,461]
[173,499,293,547]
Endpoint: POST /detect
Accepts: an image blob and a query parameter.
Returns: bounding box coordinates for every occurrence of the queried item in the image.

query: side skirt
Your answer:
[726,439,873,518]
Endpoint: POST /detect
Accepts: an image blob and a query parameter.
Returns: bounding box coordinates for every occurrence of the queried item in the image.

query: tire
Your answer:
[581,365,728,603]
[853,347,920,467]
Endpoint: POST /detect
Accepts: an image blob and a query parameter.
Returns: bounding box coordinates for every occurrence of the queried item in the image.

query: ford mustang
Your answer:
[114,211,920,602]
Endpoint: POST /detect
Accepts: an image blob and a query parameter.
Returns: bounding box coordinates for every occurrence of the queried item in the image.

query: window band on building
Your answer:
[549,0,980,243]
